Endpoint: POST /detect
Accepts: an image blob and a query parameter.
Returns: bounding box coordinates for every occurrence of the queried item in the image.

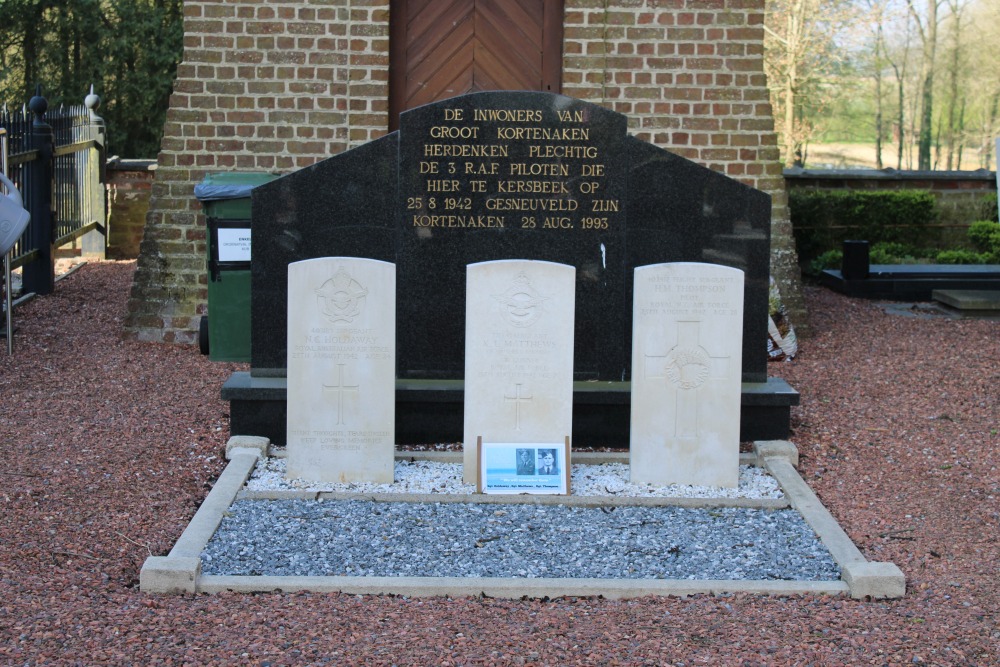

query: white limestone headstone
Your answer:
[463,260,575,484]
[286,257,395,483]
[630,262,744,488]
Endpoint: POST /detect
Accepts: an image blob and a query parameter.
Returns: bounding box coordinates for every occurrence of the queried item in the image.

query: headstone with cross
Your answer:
[462,260,575,483]
[630,262,744,488]
[286,257,396,483]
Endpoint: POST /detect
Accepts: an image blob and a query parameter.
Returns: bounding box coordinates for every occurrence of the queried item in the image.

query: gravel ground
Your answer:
[203,500,838,580]
[1,261,998,665]
[247,457,784,499]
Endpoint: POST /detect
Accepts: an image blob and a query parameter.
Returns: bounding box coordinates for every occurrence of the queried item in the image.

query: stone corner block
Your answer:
[842,561,906,600]
[226,435,270,460]
[139,556,201,594]
[753,440,799,467]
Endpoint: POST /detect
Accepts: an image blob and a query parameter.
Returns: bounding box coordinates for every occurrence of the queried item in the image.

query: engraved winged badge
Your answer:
[315,267,367,324]
[493,272,548,328]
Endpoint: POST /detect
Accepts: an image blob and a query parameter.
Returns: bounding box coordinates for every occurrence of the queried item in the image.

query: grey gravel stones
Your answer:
[202,499,839,581]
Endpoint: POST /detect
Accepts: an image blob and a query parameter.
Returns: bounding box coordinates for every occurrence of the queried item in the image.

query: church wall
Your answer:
[125,0,802,344]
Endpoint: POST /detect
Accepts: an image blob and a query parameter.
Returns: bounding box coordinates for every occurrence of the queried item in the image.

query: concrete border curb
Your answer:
[762,455,905,599]
[239,488,790,509]
[225,435,269,459]
[753,440,799,467]
[198,575,849,599]
[145,439,903,599]
[139,447,262,593]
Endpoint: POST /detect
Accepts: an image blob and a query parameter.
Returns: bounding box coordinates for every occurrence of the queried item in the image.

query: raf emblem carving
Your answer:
[493,272,548,327]
[315,267,368,324]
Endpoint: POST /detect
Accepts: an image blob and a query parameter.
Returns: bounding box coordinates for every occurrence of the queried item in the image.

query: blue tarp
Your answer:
[193,183,258,202]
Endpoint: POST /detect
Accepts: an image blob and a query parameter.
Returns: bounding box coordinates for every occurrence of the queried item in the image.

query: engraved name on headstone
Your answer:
[463,260,575,483]
[630,262,744,488]
[286,257,395,483]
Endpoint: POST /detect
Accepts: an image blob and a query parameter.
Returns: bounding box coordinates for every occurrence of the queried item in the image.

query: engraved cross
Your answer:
[504,383,533,431]
[644,321,731,438]
[323,363,359,426]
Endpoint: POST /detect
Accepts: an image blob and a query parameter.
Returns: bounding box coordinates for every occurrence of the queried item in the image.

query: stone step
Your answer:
[932,289,1000,312]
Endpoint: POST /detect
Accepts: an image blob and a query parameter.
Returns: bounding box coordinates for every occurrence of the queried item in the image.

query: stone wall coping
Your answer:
[784,167,996,182]
[107,157,157,172]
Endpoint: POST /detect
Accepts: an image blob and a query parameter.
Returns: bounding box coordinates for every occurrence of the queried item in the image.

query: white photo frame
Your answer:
[477,437,570,495]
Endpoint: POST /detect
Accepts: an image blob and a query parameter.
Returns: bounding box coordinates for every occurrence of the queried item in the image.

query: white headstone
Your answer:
[630,262,744,488]
[463,260,575,483]
[286,257,395,483]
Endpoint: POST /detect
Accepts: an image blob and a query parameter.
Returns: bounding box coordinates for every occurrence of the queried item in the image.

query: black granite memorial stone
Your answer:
[251,133,398,375]
[624,137,771,382]
[233,91,796,446]
[398,92,628,380]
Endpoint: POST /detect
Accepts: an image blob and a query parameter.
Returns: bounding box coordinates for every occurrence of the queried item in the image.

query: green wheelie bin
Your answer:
[194,172,278,361]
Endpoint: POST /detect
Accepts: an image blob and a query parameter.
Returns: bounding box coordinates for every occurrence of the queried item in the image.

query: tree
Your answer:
[939,0,972,170]
[958,0,1000,168]
[862,0,895,169]
[764,0,854,166]
[869,0,916,169]
[905,0,941,170]
[101,0,184,157]
[0,0,182,158]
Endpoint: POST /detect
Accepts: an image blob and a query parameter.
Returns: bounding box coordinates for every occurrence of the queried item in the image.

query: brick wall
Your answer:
[107,159,157,259]
[560,0,802,325]
[125,0,803,344]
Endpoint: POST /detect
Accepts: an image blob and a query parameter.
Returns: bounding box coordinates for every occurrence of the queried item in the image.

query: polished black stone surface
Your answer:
[248,91,772,384]
[624,137,772,382]
[820,264,1000,300]
[397,92,628,380]
[251,134,398,375]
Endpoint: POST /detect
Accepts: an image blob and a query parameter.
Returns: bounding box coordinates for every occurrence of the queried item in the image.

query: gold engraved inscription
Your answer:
[410,104,618,230]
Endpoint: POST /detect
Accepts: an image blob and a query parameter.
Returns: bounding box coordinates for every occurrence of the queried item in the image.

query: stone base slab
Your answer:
[842,562,907,600]
[140,556,201,594]
[222,374,799,447]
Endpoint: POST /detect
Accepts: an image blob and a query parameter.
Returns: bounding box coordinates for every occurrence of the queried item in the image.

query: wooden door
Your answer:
[389,0,563,129]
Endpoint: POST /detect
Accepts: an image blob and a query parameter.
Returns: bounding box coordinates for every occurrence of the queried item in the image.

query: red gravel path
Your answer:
[0,261,997,666]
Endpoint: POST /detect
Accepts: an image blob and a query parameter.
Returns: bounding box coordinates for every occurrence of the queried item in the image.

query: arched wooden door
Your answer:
[389,0,563,130]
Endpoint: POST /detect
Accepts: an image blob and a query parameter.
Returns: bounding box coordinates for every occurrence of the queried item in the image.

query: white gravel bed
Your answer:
[246,457,783,499]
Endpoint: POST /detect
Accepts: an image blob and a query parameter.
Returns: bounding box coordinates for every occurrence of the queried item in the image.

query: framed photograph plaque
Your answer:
[477,437,570,495]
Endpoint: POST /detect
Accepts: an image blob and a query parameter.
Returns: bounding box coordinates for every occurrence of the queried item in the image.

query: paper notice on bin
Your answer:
[218,228,251,262]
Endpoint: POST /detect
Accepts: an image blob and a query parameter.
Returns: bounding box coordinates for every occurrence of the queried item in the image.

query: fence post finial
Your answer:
[28,84,48,125]
[85,84,101,114]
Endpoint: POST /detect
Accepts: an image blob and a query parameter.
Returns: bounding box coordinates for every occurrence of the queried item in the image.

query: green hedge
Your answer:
[789,190,939,265]
[979,193,999,223]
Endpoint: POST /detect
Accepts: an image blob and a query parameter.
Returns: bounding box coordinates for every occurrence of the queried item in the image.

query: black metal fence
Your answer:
[1,86,107,295]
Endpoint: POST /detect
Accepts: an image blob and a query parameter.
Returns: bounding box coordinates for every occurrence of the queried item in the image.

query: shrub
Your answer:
[807,249,842,276]
[967,220,1000,254]
[789,189,939,266]
[935,249,987,265]
[978,193,999,223]
[869,242,917,264]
